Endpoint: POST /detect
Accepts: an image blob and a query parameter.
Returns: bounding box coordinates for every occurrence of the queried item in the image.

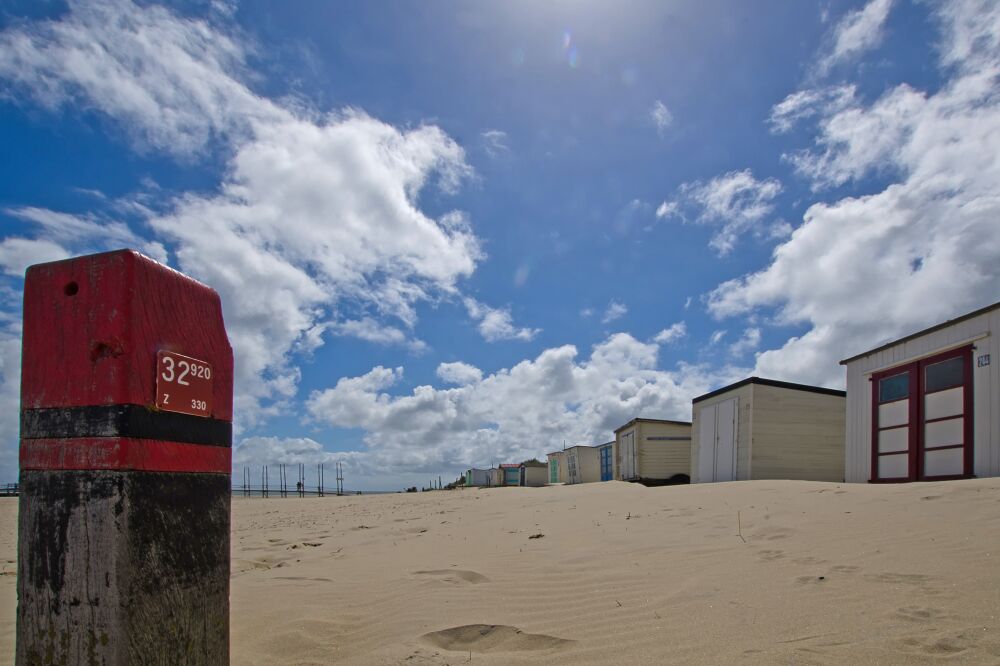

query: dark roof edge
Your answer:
[692,376,846,404]
[613,417,692,433]
[839,300,1000,365]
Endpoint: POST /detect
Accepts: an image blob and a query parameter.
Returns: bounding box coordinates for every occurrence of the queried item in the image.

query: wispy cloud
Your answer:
[464,297,540,342]
[817,0,894,75]
[657,169,783,255]
[601,300,628,324]
[653,322,686,345]
[728,327,761,357]
[481,129,509,157]
[650,100,673,136]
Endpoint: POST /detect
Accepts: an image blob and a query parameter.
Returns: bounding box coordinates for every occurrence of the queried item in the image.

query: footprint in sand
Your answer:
[413,569,490,584]
[900,631,976,656]
[793,565,860,586]
[895,606,950,622]
[422,624,574,653]
[752,526,795,541]
[793,557,828,566]
[864,572,934,585]
[758,549,785,561]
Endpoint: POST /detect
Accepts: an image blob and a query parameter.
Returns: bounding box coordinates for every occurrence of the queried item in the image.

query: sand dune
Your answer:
[1,478,999,663]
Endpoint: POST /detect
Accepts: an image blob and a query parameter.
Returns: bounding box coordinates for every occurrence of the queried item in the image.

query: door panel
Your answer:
[621,431,636,479]
[697,404,716,483]
[878,400,909,427]
[925,418,963,447]
[599,447,612,481]
[871,345,973,482]
[878,427,909,453]
[878,454,909,479]
[924,387,962,421]
[715,398,737,481]
[924,447,964,477]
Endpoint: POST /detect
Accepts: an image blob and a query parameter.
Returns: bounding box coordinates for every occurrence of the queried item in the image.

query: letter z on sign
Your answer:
[156,350,213,417]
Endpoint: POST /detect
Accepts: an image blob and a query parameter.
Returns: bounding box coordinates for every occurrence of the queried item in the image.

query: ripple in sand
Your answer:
[413,569,489,584]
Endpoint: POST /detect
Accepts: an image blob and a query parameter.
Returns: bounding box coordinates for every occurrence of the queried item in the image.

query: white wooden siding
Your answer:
[843,306,999,482]
[565,447,601,483]
[692,381,845,482]
[750,385,845,482]
[521,466,548,487]
[637,421,691,479]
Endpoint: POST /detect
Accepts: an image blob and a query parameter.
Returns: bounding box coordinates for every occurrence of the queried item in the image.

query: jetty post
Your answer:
[17,249,233,664]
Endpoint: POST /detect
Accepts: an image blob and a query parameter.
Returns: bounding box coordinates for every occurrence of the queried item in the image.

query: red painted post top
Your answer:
[21,249,233,421]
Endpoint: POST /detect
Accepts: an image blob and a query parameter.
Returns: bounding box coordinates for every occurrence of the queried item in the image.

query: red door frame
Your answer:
[870,345,974,482]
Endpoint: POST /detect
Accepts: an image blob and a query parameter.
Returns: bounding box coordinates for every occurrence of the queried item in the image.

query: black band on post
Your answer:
[21,405,232,447]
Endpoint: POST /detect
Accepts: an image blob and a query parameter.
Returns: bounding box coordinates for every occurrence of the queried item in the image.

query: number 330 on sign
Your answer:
[156,350,213,417]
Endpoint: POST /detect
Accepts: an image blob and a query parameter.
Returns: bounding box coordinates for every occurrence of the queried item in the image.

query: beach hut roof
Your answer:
[839,300,1000,364]
[613,417,691,433]
[692,376,845,405]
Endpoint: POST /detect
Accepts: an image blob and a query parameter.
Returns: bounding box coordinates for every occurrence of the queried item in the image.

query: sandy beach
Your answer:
[0,479,999,663]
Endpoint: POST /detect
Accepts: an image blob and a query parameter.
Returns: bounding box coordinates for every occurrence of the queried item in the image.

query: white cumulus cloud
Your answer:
[707,0,1000,387]
[436,361,483,386]
[0,0,483,432]
[305,333,745,473]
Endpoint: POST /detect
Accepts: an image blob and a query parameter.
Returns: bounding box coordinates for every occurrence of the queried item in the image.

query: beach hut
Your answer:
[841,301,1000,483]
[464,468,490,487]
[546,451,565,484]
[519,461,548,487]
[564,445,601,484]
[614,418,692,484]
[500,463,521,487]
[597,441,615,481]
[486,467,501,487]
[691,377,846,484]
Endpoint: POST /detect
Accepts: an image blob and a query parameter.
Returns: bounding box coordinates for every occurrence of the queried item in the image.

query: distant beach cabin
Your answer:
[614,418,692,485]
[546,451,565,484]
[487,468,501,487]
[500,464,521,486]
[841,301,1000,483]
[519,461,548,487]
[597,441,615,481]
[564,445,601,484]
[464,468,489,487]
[691,377,846,484]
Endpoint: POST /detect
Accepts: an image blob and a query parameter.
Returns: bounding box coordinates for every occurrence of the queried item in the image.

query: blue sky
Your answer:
[0,0,998,489]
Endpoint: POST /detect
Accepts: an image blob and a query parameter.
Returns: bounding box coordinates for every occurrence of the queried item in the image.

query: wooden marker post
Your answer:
[17,249,233,664]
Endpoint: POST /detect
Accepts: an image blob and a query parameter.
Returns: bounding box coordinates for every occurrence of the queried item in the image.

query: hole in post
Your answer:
[64,282,79,296]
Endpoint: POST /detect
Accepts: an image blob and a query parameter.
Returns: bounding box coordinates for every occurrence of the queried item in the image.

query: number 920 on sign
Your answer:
[155,350,214,418]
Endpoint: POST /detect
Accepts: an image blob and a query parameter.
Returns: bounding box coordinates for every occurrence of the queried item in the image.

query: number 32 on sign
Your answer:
[156,350,213,417]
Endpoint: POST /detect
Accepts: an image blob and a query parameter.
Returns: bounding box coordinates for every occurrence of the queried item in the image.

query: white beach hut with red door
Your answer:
[841,301,1000,483]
